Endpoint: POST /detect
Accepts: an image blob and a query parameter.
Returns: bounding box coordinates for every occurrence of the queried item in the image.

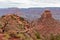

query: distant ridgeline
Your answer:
[0,7,60,21]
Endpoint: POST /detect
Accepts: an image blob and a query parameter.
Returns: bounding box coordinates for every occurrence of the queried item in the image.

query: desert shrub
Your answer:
[18,24,25,30]
[24,33,33,40]
[25,37,33,40]
[11,16,16,20]
[9,33,16,38]
[54,34,60,40]
[14,33,33,40]
[15,33,26,39]
[50,34,60,40]
[35,31,41,39]
[9,32,25,39]
[3,33,11,40]
[50,34,55,40]
[0,24,2,28]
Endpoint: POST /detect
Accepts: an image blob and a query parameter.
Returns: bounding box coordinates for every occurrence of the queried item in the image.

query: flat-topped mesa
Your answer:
[41,10,52,19]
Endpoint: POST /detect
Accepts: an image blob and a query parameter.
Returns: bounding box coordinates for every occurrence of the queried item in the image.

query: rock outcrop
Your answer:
[41,10,52,19]
[34,10,60,38]
[0,14,30,33]
[0,14,41,40]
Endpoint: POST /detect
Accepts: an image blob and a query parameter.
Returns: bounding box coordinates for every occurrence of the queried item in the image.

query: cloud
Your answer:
[0,0,7,2]
[0,0,60,8]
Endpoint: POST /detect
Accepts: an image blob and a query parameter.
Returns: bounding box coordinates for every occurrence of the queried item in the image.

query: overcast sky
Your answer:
[0,0,60,8]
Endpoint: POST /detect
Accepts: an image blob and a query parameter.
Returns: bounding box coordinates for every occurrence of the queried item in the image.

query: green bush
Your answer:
[0,24,2,28]
[55,34,60,40]
[50,34,60,40]
[35,31,41,39]
[50,34,55,40]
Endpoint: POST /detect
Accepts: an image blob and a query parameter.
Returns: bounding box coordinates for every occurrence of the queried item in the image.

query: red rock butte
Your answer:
[41,10,52,19]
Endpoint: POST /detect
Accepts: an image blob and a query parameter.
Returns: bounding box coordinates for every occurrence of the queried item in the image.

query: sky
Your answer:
[0,0,60,8]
